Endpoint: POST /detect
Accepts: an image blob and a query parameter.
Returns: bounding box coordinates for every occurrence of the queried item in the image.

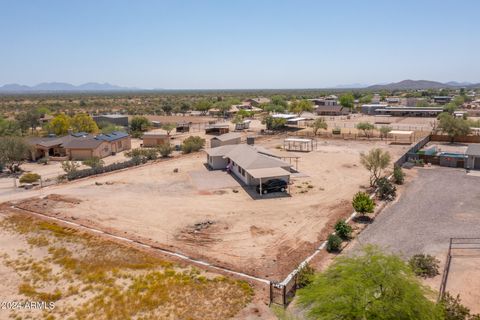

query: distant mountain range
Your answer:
[366,79,480,90]
[0,82,137,93]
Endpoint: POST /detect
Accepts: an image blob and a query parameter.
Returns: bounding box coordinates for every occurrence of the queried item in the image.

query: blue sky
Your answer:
[1,0,479,89]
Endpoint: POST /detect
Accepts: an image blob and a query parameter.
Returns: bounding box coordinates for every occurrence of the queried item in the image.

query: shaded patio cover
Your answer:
[246,167,291,179]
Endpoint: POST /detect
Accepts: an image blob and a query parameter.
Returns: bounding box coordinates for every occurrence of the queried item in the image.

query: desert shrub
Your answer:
[376,177,397,201]
[440,292,480,320]
[65,158,146,181]
[82,157,104,170]
[62,161,80,174]
[352,192,375,216]
[296,263,315,289]
[326,234,342,253]
[126,148,158,160]
[334,220,353,240]
[157,144,174,158]
[181,136,205,154]
[37,157,49,165]
[393,165,405,184]
[262,116,286,131]
[19,172,41,184]
[409,254,440,278]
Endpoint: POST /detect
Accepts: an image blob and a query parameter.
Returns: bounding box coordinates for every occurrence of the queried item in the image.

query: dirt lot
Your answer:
[351,167,480,312]
[5,137,407,283]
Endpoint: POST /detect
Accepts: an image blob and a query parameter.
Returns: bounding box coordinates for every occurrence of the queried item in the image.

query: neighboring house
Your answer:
[311,95,338,107]
[386,97,401,104]
[95,131,131,153]
[360,104,389,115]
[63,138,111,161]
[375,106,443,117]
[210,132,242,148]
[315,105,348,116]
[243,97,271,107]
[27,131,131,161]
[205,144,292,186]
[466,145,480,170]
[38,114,54,125]
[142,132,170,147]
[92,114,129,127]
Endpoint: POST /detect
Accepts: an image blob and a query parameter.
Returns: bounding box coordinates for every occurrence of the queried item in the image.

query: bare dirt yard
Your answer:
[4,137,408,285]
[350,167,480,313]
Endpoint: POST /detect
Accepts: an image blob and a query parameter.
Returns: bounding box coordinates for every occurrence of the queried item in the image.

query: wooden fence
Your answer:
[430,134,480,143]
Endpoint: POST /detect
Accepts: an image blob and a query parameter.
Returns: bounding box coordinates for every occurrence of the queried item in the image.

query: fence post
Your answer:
[282,285,286,306]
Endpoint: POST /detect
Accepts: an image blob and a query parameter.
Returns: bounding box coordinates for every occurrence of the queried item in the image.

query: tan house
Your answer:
[142,133,170,147]
[210,132,242,148]
[63,138,112,160]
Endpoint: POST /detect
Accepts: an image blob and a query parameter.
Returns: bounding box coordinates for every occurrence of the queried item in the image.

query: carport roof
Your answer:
[246,167,291,179]
[466,145,480,156]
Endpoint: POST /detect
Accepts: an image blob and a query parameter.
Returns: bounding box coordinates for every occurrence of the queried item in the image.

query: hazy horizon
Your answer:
[2,0,480,89]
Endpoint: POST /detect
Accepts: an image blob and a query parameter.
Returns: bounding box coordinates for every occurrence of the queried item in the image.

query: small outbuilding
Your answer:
[205,124,230,135]
[466,145,480,170]
[210,132,242,148]
[388,130,414,144]
[176,122,190,133]
[142,133,170,147]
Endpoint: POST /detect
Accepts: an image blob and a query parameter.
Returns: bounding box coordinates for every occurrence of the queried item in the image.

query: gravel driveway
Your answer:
[354,167,480,258]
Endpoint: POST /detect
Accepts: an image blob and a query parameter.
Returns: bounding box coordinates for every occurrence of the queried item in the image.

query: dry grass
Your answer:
[0,214,253,320]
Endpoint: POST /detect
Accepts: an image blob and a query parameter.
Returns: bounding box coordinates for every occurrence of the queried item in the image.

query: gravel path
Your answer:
[354,167,480,258]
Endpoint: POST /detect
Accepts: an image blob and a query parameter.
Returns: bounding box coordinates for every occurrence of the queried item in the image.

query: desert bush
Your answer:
[157,144,174,158]
[181,136,205,154]
[65,158,147,181]
[376,177,397,201]
[326,234,342,253]
[126,148,158,160]
[393,165,405,184]
[296,263,315,289]
[334,220,353,240]
[19,172,41,184]
[37,157,49,165]
[62,161,80,174]
[82,157,104,170]
[408,254,440,278]
[440,292,480,320]
[352,192,375,216]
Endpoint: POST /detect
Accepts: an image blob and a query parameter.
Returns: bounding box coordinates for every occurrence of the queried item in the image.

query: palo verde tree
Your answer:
[47,114,71,136]
[71,113,99,133]
[130,116,151,132]
[360,148,391,187]
[161,123,176,136]
[297,246,441,320]
[356,121,375,138]
[289,99,314,115]
[310,118,328,135]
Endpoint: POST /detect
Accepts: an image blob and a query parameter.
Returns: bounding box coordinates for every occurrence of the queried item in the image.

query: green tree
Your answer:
[360,148,391,187]
[0,136,31,172]
[289,99,314,115]
[359,94,373,104]
[393,165,405,184]
[0,118,21,136]
[161,123,176,136]
[310,118,328,135]
[71,113,98,133]
[130,116,151,132]
[48,114,71,136]
[356,122,375,138]
[297,246,440,320]
[263,116,286,130]
[339,93,355,110]
[15,110,41,134]
[352,191,375,216]
[438,113,471,142]
[379,125,392,140]
[194,99,212,114]
[179,102,191,116]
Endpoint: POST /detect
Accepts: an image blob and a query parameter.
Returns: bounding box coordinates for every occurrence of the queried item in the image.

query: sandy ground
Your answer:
[446,257,480,313]
[5,137,407,282]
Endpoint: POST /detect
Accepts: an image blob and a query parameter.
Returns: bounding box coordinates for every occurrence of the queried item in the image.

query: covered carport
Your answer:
[284,138,316,152]
[246,167,291,196]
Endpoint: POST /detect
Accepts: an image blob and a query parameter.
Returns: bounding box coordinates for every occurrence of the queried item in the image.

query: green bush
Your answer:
[352,192,375,215]
[181,136,205,154]
[296,263,315,289]
[376,177,397,201]
[393,165,405,184]
[409,254,440,278]
[37,157,49,165]
[19,172,41,184]
[262,116,286,131]
[126,148,158,160]
[157,144,174,158]
[326,234,342,253]
[440,292,480,320]
[82,157,105,169]
[334,220,353,240]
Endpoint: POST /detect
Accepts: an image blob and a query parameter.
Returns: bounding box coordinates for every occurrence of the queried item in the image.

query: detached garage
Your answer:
[210,132,242,148]
[63,139,111,161]
[466,145,480,170]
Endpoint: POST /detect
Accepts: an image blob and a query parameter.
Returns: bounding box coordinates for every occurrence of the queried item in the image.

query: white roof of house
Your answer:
[210,132,242,142]
[287,117,306,122]
[247,167,291,179]
[272,113,297,119]
[205,144,291,170]
[285,138,312,143]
